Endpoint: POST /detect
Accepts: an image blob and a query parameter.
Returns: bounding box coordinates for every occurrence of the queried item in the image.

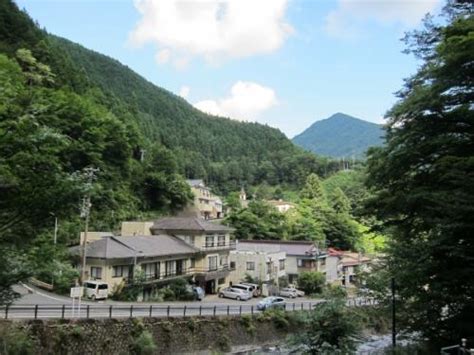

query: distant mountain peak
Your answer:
[292,113,384,159]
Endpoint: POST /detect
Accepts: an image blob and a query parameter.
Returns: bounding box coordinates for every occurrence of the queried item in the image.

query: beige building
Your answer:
[151,217,235,294]
[267,200,295,213]
[73,217,235,296]
[236,240,328,285]
[187,179,223,219]
[229,249,286,285]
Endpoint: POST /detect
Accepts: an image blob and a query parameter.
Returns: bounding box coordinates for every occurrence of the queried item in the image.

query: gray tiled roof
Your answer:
[151,217,234,233]
[69,234,199,260]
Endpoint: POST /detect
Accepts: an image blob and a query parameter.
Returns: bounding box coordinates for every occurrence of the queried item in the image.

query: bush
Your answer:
[0,326,34,355]
[168,279,194,301]
[323,284,347,300]
[293,299,360,353]
[297,271,325,295]
[130,330,157,355]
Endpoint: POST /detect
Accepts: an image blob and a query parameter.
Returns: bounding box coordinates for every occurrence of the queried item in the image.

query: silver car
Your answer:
[257,296,286,311]
[279,287,298,298]
[218,287,252,301]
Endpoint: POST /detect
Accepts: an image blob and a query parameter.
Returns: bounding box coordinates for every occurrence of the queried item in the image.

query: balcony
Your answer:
[140,268,194,284]
[194,265,232,281]
[201,240,236,252]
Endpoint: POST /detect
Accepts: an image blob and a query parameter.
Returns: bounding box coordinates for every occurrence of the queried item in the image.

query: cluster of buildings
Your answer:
[70,179,372,299]
[73,217,371,299]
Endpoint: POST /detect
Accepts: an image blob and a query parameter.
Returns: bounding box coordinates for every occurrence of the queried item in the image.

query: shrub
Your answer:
[0,326,34,355]
[130,330,157,355]
[168,279,194,301]
[297,271,326,295]
[323,284,347,300]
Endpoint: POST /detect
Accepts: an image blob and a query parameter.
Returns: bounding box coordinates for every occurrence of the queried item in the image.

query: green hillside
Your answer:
[293,113,384,158]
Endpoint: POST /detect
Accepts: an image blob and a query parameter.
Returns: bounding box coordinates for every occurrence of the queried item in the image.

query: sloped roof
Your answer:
[70,234,199,260]
[151,217,234,233]
[186,179,205,188]
[237,240,321,256]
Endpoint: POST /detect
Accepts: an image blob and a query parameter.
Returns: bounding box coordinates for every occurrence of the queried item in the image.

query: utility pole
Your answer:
[391,277,396,348]
[80,167,98,283]
[53,216,58,245]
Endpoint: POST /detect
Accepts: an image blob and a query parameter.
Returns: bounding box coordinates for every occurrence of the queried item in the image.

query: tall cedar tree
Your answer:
[365,1,474,343]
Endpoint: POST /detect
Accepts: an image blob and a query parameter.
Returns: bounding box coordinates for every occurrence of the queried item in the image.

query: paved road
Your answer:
[4,284,327,320]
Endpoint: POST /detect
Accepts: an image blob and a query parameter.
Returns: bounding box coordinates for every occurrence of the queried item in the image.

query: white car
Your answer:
[287,287,305,297]
[279,287,298,298]
[218,287,252,301]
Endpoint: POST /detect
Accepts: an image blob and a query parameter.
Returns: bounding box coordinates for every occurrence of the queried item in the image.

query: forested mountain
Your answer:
[293,113,384,158]
[1,0,340,197]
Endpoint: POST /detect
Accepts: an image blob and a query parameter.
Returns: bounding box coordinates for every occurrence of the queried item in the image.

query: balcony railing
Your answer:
[138,265,233,283]
[201,241,236,251]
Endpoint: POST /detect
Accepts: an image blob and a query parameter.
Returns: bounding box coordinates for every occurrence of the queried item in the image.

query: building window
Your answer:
[230,261,236,269]
[208,256,218,271]
[182,235,194,246]
[279,260,285,270]
[217,235,225,246]
[113,265,130,278]
[190,258,196,268]
[165,261,176,277]
[246,262,255,271]
[220,255,228,267]
[205,235,215,248]
[143,262,160,280]
[90,267,102,280]
[218,278,225,285]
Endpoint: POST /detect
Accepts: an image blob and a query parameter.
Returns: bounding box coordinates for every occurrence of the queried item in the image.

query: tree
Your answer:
[300,173,325,201]
[294,299,359,354]
[331,187,351,215]
[365,1,474,344]
[296,271,326,295]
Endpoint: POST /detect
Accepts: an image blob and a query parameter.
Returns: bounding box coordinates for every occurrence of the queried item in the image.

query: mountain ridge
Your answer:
[292,113,385,158]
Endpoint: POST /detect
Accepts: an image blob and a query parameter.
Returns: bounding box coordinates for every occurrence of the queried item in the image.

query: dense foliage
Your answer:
[293,112,384,159]
[365,1,474,344]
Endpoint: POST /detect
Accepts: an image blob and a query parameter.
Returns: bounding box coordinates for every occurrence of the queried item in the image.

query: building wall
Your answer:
[325,256,340,283]
[229,251,286,285]
[120,222,153,236]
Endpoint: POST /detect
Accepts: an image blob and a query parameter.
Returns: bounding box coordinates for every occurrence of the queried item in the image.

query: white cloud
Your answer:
[130,0,293,66]
[194,81,278,121]
[155,48,170,64]
[179,86,190,99]
[324,0,441,39]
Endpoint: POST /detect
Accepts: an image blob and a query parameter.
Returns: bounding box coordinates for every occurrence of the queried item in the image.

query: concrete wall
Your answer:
[229,251,286,284]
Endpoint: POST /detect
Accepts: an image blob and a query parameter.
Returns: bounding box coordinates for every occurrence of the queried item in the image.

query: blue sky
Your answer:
[17,0,441,138]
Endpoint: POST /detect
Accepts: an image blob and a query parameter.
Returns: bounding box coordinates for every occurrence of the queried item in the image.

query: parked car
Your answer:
[84,281,108,300]
[187,285,205,301]
[257,296,286,311]
[219,287,252,301]
[279,288,298,298]
[288,284,305,297]
[232,283,255,296]
[287,287,305,297]
[239,282,261,297]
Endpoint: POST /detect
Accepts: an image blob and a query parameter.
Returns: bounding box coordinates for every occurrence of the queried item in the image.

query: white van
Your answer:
[84,281,108,300]
[232,283,256,297]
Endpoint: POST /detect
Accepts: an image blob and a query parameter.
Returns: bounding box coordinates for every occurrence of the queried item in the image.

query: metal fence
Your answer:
[1,298,376,320]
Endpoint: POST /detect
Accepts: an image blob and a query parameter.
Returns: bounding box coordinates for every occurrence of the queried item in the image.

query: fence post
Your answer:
[213,306,216,317]
[87,305,90,319]
[293,303,295,311]
[34,305,38,319]
[149,305,153,317]
[130,305,133,318]
[61,304,65,319]
[184,305,187,317]
[167,305,170,319]
[5,304,9,319]
[227,305,230,316]
[251,305,254,316]
[239,305,242,316]
[199,306,202,316]
[301,303,303,311]
[109,305,113,319]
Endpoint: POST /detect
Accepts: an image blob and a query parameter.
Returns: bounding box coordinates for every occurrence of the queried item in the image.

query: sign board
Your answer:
[70,286,83,298]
